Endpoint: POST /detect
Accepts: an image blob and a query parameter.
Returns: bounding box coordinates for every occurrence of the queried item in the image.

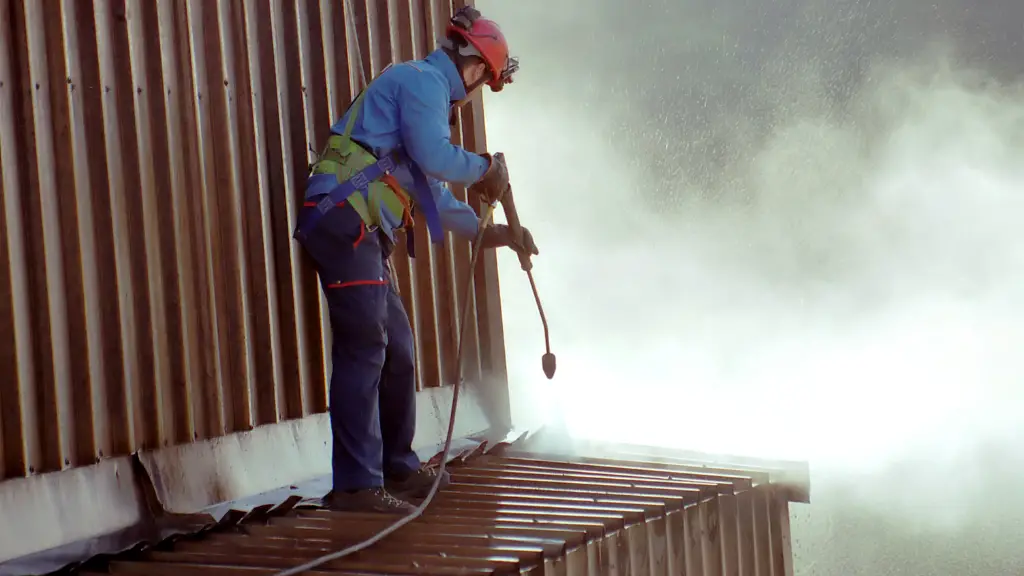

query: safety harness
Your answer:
[292,71,445,257]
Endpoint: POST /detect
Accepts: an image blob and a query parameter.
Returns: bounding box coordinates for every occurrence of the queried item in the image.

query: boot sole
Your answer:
[323,502,415,514]
[386,476,451,501]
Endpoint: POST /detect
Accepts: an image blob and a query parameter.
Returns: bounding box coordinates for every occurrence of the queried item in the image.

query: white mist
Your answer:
[479,1,1024,573]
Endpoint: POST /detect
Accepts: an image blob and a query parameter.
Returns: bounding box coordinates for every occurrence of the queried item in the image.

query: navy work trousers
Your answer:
[298,200,421,491]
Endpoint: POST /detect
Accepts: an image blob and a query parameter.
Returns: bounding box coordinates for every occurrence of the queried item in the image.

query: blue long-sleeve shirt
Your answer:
[330,49,490,241]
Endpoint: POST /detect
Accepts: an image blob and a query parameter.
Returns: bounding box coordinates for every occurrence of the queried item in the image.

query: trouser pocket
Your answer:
[297,201,385,288]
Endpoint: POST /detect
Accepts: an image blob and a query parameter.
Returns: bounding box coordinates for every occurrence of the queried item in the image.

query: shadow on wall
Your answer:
[478,0,1024,575]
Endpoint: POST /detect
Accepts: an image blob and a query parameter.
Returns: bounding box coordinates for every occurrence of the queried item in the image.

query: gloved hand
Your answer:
[469,152,509,204]
[480,224,539,257]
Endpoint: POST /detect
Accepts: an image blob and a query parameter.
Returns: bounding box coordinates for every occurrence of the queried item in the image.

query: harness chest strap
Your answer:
[310,133,411,226]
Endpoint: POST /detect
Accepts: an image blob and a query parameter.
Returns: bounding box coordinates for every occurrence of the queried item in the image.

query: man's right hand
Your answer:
[469,152,510,204]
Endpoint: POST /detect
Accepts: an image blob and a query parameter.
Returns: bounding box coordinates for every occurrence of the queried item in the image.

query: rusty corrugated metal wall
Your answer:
[0,0,506,481]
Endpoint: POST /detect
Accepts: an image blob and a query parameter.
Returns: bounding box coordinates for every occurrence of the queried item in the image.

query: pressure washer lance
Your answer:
[501,185,557,379]
[270,193,507,576]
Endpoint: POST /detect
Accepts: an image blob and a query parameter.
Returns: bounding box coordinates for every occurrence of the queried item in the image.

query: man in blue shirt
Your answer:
[294,7,537,513]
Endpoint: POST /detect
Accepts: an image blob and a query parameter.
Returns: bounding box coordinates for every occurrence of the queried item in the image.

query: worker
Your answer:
[292,6,538,513]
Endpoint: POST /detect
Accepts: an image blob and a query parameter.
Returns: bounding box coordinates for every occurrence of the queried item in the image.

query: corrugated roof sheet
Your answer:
[66,441,802,576]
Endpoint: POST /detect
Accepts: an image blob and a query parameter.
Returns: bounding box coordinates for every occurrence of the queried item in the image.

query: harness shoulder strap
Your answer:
[341,71,445,246]
[341,89,367,139]
[333,88,378,225]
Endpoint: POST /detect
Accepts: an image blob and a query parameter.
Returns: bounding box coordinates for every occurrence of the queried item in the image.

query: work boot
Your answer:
[321,488,415,514]
[385,467,451,500]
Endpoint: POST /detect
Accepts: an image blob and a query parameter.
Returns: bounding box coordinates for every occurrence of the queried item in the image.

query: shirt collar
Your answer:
[425,49,467,102]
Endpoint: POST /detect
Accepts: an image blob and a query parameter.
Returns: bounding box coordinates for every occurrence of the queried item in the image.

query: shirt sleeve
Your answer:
[430,179,480,240]
[397,74,490,185]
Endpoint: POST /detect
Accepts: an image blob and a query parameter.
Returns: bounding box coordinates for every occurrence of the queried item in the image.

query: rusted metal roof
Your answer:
[69,442,801,576]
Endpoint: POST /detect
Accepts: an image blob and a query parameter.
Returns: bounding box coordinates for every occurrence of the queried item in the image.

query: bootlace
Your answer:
[371,488,407,508]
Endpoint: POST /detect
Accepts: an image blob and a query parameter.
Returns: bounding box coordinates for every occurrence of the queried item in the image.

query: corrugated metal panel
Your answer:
[72,450,798,576]
[0,0,506,481]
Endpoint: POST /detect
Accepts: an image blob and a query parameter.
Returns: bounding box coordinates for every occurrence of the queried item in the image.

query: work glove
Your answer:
[469,152,510,204]
[480,224,539,257]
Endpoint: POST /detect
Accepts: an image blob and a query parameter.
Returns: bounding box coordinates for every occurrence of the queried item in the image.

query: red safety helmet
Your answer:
[446,7,519,92]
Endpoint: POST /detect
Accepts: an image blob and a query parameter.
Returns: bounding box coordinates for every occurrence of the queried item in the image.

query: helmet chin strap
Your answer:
[440,36,490,103]
[449,85,481,125]
[464,76,488,96]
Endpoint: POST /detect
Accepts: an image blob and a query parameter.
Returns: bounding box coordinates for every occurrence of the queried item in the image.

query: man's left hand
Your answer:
[480,224,539,256]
